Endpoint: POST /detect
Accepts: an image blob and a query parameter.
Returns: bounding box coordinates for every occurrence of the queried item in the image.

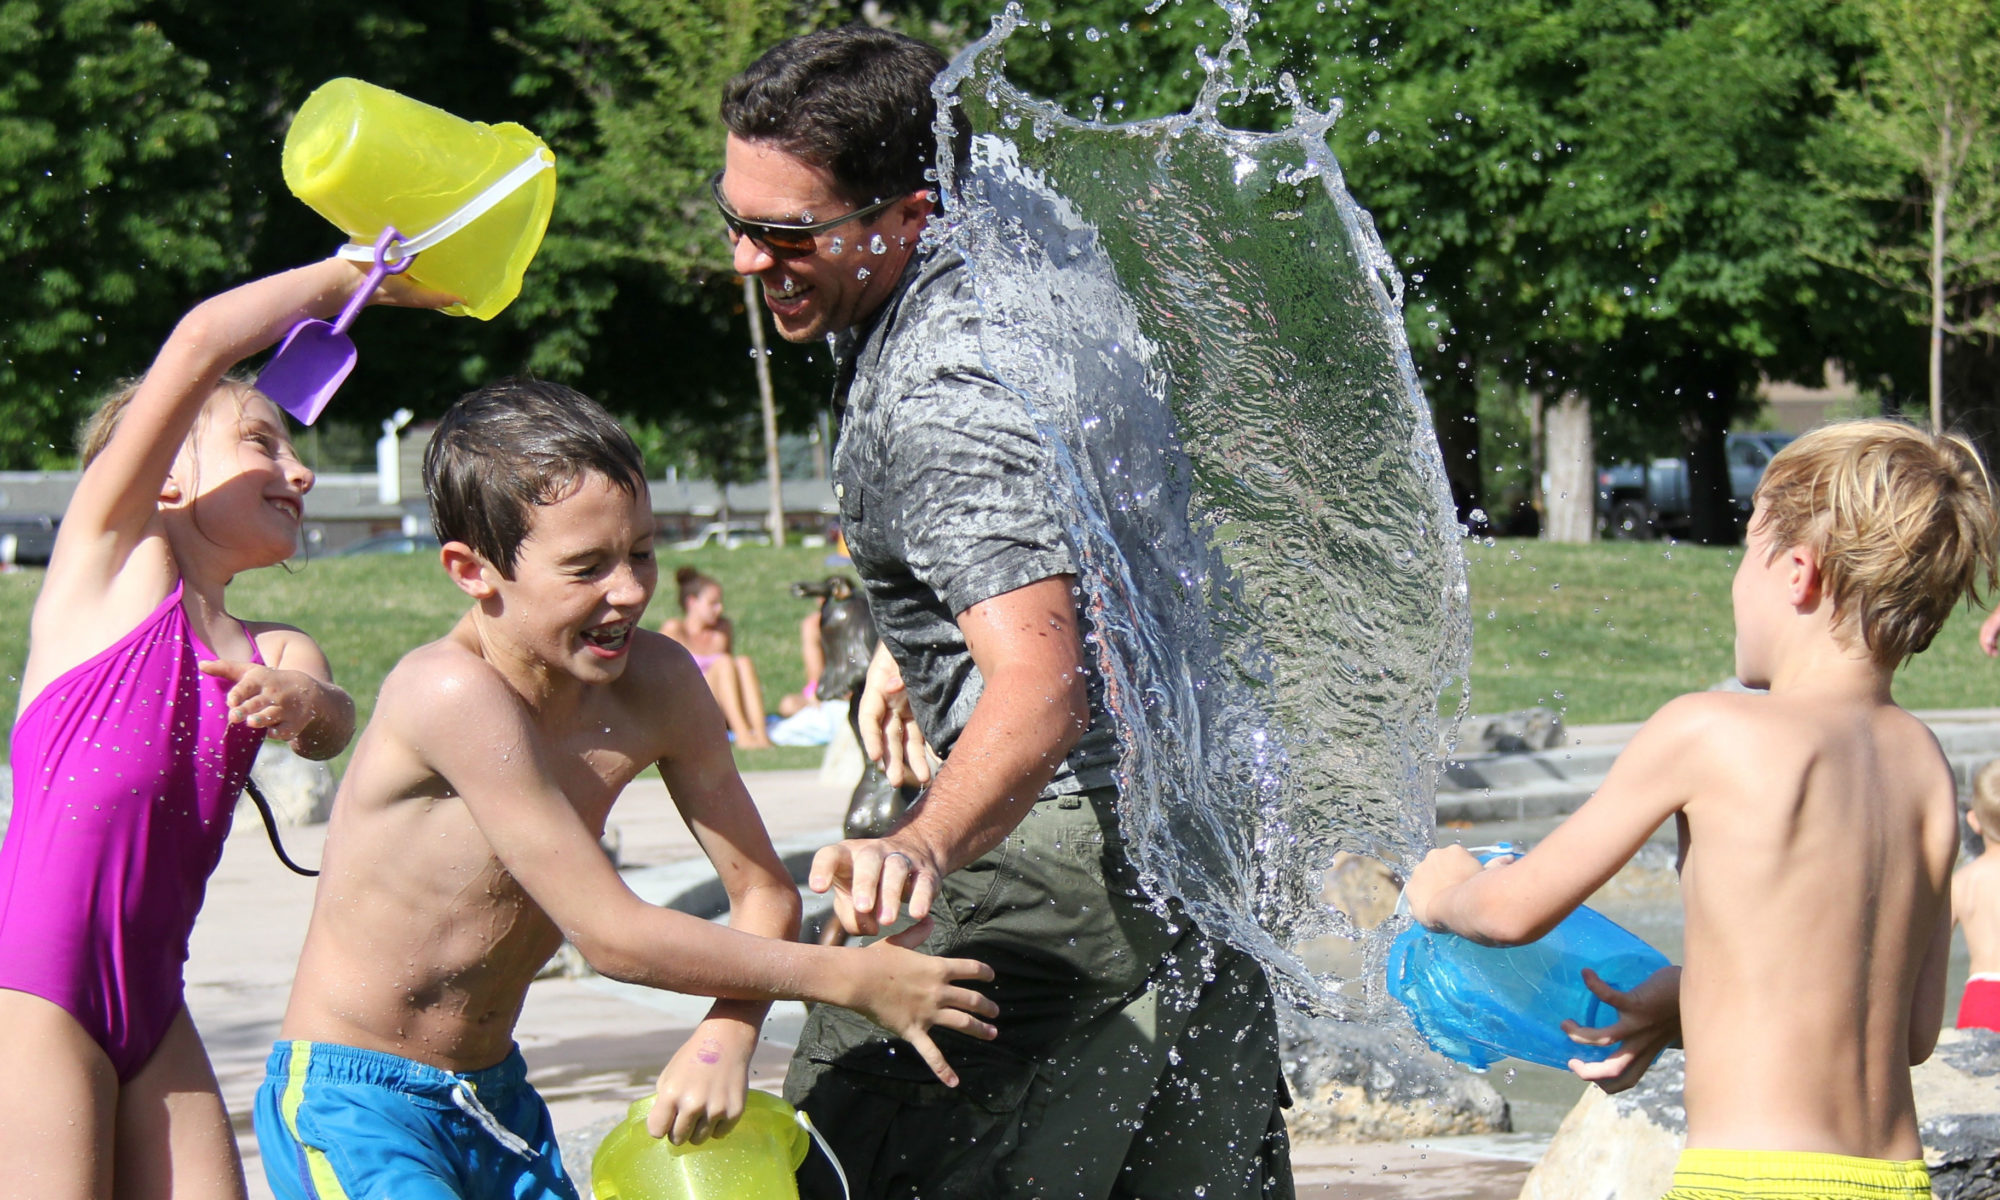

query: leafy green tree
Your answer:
[0,0,245,465]
[1807,0,2000,434]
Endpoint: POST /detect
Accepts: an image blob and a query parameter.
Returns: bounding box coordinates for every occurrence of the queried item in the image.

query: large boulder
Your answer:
[1281,1010,1511,1142]
[1515,1030,2000,1200]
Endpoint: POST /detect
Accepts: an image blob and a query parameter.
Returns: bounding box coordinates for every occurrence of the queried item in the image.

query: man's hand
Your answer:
[1563,965,1682,1093]
[809,831,946,936]
[857,642,933,787]
[1980,607,2000,657]
[199,661,331,744]
[646,1017,757,1144]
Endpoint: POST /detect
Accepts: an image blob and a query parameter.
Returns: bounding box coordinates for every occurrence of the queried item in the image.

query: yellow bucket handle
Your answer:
[334,147,554,266]
[796,1109,851,1200]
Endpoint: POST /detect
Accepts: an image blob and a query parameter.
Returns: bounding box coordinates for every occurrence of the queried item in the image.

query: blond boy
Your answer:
[1951,760,2000,1031]
[1407,419,1997,1199]
[252,382,995,1200]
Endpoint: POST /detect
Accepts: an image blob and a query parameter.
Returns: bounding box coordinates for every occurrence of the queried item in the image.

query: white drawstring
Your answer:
[451,1079,539,1160]
[335,148,554,266]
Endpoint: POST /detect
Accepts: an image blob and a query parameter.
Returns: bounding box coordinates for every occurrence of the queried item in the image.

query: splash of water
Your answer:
[934,3,1470,1019]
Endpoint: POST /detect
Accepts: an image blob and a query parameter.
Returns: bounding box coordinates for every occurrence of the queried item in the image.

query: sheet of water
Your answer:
[932,2,1470,1020]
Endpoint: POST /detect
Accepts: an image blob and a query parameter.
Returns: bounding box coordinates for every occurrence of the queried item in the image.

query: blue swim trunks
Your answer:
[254,1039,580,1200]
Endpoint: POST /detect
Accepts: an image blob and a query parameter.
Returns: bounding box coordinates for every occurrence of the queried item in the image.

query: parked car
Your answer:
[330,531,443,557]
[1596,431,1794,541]
[0,514,58,566]
[673,521,774,551]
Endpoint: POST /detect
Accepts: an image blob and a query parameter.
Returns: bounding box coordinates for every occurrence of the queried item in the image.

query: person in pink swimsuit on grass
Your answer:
[0,259,447,1197]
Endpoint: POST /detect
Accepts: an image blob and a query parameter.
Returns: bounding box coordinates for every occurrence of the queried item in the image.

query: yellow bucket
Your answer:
[281,77,556,320]
[591,1091,821,1200]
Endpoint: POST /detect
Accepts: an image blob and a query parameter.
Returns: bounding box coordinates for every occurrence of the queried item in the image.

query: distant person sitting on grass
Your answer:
[776,607,825,718]
[662,565,774,747]
[1407,419,1997,1200]
[252,382,997,1200]
[1953,759,2000,1032]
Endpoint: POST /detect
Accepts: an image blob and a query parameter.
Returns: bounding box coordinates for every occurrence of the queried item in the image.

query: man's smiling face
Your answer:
[719,135,931,343]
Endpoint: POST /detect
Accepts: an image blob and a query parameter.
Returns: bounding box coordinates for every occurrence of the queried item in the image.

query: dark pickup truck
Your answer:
[1595,431,1793,540]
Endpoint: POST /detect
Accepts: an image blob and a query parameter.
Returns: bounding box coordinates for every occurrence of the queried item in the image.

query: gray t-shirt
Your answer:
[830,245,1119,796]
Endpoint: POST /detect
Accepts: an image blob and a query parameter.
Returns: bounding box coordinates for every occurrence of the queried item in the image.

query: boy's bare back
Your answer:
[280,619,743,1071]
[1667,687,1956,1158]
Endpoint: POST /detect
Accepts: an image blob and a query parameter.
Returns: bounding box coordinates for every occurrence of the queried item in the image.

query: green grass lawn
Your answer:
[0,537,1990,775]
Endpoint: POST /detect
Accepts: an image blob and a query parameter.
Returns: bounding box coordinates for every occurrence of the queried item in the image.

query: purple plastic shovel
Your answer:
[256,227,412,425]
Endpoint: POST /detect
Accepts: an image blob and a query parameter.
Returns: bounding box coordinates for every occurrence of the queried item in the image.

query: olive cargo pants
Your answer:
[785,790,1293,1199]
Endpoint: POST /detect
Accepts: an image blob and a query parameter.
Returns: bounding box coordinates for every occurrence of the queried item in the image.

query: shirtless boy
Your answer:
[1407,419,1996,1200]
[1952,759,2000,1031]
[252,380,995,1199]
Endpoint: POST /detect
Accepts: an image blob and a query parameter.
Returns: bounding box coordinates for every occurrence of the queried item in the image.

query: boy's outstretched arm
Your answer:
[398,655,998,1085]
[1406,694,1713,944]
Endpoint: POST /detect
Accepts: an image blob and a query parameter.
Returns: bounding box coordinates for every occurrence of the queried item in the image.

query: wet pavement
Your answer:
[187,768,1535,1199]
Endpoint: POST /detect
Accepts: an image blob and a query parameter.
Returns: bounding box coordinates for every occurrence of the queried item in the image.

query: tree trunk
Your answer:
[1430,379,1486,531]
[1682,401,1736,546]
[1930,105,1952,435]
[1542,390,1595,544]
[744,275,787,547]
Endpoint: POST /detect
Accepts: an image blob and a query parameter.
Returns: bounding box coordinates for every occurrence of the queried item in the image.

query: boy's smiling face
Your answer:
[463,472,658,685]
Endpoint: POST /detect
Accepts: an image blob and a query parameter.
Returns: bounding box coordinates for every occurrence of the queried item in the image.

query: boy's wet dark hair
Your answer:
[721,26,967,206]
[424,379,647,577]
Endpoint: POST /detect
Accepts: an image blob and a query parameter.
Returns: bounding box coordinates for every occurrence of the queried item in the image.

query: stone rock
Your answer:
[1515,1051,1682,1200]
[1462,708,1567,754]
[0,766,12,840]
[1281,1010,1511,1142]
[1515,1030,2000,1200]
[818,715,866,791]
[1323,853,1399,932]
[245,742,335,827]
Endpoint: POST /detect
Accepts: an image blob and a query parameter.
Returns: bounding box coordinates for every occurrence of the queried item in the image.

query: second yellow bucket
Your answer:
[282,77,556,320]
[591,1091,818,1200]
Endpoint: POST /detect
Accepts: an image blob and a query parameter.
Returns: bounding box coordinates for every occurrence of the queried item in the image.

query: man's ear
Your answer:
[890,187,934,246]
[441,541,499,600]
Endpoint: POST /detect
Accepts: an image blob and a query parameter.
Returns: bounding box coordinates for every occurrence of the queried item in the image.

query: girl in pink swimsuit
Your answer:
[0,261,448,1195]
[661,565,775,747]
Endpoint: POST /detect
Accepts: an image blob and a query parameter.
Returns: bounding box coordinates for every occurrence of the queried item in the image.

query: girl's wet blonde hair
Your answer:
[77,371,259,469]
[1753,418,1998,666]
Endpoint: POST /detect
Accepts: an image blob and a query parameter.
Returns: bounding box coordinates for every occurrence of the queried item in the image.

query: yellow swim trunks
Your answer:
[1663,1148,1930,1199]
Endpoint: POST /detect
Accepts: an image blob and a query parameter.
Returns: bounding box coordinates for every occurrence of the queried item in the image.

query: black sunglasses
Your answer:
[709,171,902,260]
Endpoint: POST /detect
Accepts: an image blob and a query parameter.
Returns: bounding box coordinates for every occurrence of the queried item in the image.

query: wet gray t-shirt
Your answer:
[830,245,1119,796]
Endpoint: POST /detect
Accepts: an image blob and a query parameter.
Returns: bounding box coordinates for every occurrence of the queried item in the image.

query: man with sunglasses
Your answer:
[718,27,1294,1200]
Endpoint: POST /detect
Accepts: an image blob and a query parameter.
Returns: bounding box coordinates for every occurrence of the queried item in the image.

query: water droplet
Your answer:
[868,233,888,255]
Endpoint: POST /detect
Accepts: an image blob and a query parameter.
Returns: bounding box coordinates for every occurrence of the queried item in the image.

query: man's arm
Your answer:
[811,574,1090,935]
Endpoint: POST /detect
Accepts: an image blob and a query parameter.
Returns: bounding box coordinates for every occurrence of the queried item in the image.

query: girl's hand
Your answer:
[199,661,333,743]
[647,1019,757,1144]
[843,918,998,1088]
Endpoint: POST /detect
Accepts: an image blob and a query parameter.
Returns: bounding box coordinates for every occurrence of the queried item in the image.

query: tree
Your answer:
[1808,0,2000,433]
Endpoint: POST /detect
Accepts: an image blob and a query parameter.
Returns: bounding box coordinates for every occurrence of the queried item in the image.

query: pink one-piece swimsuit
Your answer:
[0,582,263,1080]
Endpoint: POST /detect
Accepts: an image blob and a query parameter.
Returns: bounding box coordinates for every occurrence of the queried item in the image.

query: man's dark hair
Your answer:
[424,379,648,577]
[721,26,966,205]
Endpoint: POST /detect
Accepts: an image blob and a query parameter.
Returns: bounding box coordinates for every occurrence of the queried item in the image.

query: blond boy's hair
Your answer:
[1753,419,1998,666]
[1974,759,2000,835]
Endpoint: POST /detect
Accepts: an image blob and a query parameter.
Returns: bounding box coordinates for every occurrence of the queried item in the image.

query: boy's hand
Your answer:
[647,1018,757,1145]
[1563,965,1682,1093]
[1404,845,1487,930]
[199,661,330,743]
[844,918,999,1088]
